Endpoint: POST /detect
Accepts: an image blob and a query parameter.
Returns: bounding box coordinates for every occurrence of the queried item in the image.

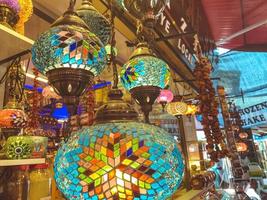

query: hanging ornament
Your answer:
[166,101,188,116]
[121,42,170,122]
[32,0,107,115]
[0,0,20,28]
[15,0,33,34]
[156,89,173,111]
[77,0,111,45]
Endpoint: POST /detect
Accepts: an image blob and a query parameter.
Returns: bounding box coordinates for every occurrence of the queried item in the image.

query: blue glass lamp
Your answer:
[120,42,170,122]
[32,0,107,114]
[54,89,184,200]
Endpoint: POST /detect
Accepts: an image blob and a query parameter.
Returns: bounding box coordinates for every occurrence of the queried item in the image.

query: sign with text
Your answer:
[239,101,267,128]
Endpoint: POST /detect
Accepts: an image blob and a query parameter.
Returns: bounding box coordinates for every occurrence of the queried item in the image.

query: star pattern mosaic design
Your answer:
[54,122,184,200]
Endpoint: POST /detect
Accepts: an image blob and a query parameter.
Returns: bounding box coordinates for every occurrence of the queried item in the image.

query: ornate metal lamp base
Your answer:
[0,5,19,28]
[130,86,160,123]
[47,68,94,115]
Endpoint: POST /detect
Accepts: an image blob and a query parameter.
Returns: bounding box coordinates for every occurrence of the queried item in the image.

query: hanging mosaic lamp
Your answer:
[0,99,27,129]
[156,89,173,111]
[121,0,169,27]
[15,0,33,34]
[54,88,184,200]
[77,0,111,45]
[0,0,20,28]
[166,101,188,116]
[32,0,107,114]
[120,42,170,122]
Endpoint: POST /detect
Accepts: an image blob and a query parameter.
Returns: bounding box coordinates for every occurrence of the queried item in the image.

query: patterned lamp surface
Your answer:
[54,122,184,200]
[32,25,106,76]
[77,0,111,45]
[120,56,170,91]
[156,89,173,103]
[0,0,20,12]
[166,102,188,116]
[17,0,32,22]
[42,85,61,100]
[5,136,33,159]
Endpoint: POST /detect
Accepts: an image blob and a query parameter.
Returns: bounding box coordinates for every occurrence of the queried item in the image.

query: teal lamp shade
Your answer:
[77,0,111,45]
[54,122,184,200]
[32,25,106,76]
[120,55,170,91]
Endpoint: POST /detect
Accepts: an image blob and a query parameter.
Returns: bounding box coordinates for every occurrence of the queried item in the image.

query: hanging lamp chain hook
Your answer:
[68,0,77,12]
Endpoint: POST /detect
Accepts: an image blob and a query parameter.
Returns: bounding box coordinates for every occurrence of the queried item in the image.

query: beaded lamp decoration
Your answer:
[120,42,170,123]
[77,0,111,45]
[15,0,33,34]
[120,0,169,28]
[0,0,20,28]
[32,0,107,115]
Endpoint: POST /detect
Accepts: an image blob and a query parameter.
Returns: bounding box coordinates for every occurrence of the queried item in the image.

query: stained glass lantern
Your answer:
[166,101,188,116]
[77,0,111,45]
[236,142,248,152]
[5,136,33,159]
[54,89,184,200]
[0,100,27,129]
[32,0,107,114]
[121,43,170,122]
[0,0,20,28]
[42,85,61,100]
[121,0,169,27]
[16,0,33,34]
[156,89,173,111]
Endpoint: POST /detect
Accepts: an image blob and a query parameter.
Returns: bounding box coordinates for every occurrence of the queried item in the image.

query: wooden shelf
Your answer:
[0,158,45,167]
[0,24,34,61]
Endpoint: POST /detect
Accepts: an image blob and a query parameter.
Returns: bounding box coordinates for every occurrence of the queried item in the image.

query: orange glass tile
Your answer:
[79,181,87,186]
[109,170,115,179]
[90,165,99,172]
[95,144,101,151]
[82,186,88,192]
[127,196,133,200]
[139,174,149,182]
[120,145,127,154]
[96,138,102,144]
[83,147,90,154]
[79,153,87,159]
[96,161,106,168]
[89,190,94,196]
[119,138,127,145]
[89,149,94,156]
[102,140,108,147]
[105,190,112,198]
[117,164,127,171]
[132,171,142,178]
[143,160,152,166]
[95,186,102,194]
[70,50,76,58]
[136,157,145,164]
[108,157,115,167]
[139,146,149,152]
[114,133,121,138]
[83,162,92,169]
[90,158,99,164]
[78,160,85,166]
[109,178,116,188]
[107,150,114,157]
[133,149,142,156]
[125,181,132,189]
[146,177,155,184]
[82,48,88,58]
[140,188,147,194]
[102,182,109,192]
[115,156,120,166]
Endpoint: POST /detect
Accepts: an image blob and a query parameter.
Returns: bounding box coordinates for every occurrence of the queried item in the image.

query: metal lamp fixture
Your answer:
[0,0,20,28]
[121,0,170,27]
[77,0,112,45]
[121,42,170,123]
[32,0,107,115]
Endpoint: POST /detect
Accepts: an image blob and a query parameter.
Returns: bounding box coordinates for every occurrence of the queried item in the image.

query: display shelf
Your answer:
[0,158,45,167]
[0,24,34,61]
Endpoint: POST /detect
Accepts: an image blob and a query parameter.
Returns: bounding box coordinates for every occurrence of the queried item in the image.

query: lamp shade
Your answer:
[77,0,111,45]
[54,122,184,200]
[121,0,169,27]
[166,101,188,116]
[0,0,20,12]
[32,25,106,76]
[0,0,20,28]
[156,89,173,103]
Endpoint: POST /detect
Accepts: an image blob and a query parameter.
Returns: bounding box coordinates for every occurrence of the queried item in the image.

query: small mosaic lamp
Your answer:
[120,0,169,27]
[15,0,33,34]
[0,0,20,28]
[156,89,173,111]
[5,136,33,159]
[32,0,107,114]
[166,101,188,116]
[120,42,170,122]
[77,0,111,45]
[54,88,184,200]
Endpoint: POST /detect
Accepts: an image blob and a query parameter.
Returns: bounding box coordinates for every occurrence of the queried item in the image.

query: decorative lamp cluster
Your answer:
[77,0,111,45]
[0,0,20,28]
[54,122,184,199]
[120,43,170,122]
[32,0,107,114]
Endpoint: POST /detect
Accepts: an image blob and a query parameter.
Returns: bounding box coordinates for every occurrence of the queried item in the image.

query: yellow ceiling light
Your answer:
[16,0,33,34]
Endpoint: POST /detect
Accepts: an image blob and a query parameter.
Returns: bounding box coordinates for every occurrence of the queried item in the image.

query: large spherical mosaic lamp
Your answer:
[77,0,111,45]
[0,0,20,28]
[120,43,170,123]
[121,0,169,27]
[32,0,106,114]
[54,89,184,200]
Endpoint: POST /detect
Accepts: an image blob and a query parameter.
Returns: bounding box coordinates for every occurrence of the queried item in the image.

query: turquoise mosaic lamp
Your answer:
[120,43,170,122]
[32,0,106,113]
[54,89,184,200]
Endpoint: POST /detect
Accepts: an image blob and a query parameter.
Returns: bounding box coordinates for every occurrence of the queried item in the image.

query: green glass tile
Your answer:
[145,183,151,189]
[95,152,101,160]
[122,159,132,166]
[84,155,92,161]
[96,169,106,176]
[139,181,145,188]
[78,167,86,173]
[101,154,108,163]
[132,144,138,152]
[114,149,120,158]
[90,143,95,149]
[84,177,93,184]
[94,178,101,187]
[130,162,140,169]
[141,152,150,159]
[133,138,138,144]
[79,174,86,180]
[102,165,113,172]
[90,173,100,180]
[114,143,120,150]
